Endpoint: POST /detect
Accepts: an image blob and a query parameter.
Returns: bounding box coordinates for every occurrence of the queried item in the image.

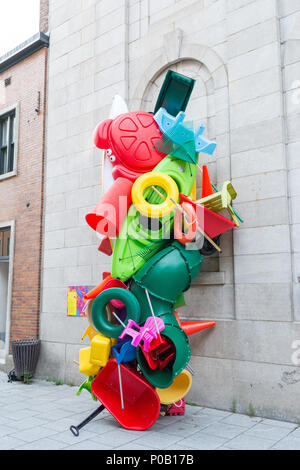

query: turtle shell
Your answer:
[95,111,165,180]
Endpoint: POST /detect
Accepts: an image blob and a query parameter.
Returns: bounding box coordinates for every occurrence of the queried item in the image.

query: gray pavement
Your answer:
[0,372,299,450]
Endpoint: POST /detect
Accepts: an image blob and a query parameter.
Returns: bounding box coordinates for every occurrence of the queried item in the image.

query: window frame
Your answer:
[0,220,15,362]
[0,103,19,181]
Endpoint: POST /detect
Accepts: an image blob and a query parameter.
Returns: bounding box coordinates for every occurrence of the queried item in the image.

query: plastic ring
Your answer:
[132,172,179,219]
[92,287,141,338]
[174,202,197,245]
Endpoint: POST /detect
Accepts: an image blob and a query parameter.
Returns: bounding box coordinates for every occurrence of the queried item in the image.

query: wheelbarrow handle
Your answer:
[70,404,105,437]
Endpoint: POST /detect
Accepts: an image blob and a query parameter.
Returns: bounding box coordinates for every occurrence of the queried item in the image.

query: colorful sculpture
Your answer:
[73,70,243,435]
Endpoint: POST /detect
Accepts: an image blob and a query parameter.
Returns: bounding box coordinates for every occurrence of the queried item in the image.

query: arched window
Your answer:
[142,59,219,274]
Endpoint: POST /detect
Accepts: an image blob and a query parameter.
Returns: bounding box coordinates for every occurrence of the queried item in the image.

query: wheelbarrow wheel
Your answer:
[200,235,221,257]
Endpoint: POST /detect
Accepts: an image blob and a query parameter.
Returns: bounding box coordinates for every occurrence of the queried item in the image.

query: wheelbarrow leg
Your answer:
[70,404,105,437]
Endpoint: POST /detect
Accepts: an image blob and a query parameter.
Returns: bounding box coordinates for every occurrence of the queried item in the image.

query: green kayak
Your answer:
[111,155,197,281]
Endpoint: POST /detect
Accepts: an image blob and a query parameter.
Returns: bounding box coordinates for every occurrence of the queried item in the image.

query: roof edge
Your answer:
[0,32,49,74]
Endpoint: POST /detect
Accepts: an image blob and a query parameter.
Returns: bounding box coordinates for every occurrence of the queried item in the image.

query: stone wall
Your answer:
[39,0,300,422]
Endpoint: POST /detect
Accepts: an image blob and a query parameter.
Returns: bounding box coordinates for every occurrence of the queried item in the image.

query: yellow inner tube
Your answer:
[132,171,179,219]
[156,369,192,405]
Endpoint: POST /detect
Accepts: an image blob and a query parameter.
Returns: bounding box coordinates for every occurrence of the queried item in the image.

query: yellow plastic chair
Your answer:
[196,181,239,227]
[81,325,98,342]
[79,347,100,377]
[90,334,117,368]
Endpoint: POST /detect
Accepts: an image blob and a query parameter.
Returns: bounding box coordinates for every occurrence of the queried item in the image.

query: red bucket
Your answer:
[91,359,160,431]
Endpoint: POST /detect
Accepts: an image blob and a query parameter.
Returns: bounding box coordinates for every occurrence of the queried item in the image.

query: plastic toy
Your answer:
[94,111,165,182]
[119,316,165,352]
[112,340,137,365]
[154,108,216,160]
[156,369,192,405]
[73,69,243,434]
[140,335,175,371]
[102,95,129,195]
[180,193,236,239]
[111,154,197,282]
[86,177,133,237]
[154,70,195,116]
[132,171,179,219]
[77,376,97,401]
[174,202,197,245]
[136,324,190,389]
[91,359,161,431]
[98,236,113,256]
[79,347,100,377]
[90,334,116,368]
[167,399,185,416]
[196,180,239,226]
[202,165,214,198]
[92,287,141,338]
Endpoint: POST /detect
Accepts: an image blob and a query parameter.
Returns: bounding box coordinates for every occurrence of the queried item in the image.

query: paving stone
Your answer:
[271,436,300,450]
[0,424,16,437]
[9,425,59,443]
[162,422,203,437]
[177,432,228,450]
[90,429,143,447]
[226,434,276,450]
[262,418,298,430]
[244,423,293,441]
[0,436,27,450]
[50,429,97,445]
[14,438,69,450]
[131,430,183,449]
[221,414,262,427]
[3,416,50,432]
[64,440,114,450]
[200,422,246,439]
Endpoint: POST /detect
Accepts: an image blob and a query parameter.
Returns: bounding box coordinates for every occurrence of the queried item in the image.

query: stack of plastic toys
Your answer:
[71,71,243,435]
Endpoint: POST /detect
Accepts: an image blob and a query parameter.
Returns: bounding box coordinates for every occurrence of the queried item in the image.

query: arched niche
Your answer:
[131,36,235,320]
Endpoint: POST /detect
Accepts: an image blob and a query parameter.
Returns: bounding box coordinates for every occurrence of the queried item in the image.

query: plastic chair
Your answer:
[119,317,165,352]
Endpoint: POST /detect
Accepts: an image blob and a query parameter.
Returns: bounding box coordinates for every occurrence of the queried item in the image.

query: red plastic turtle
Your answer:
[94,111,165,182]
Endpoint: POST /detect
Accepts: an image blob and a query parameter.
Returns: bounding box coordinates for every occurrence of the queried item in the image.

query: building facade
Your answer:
[39,0,300,422]
[0,31,49,366]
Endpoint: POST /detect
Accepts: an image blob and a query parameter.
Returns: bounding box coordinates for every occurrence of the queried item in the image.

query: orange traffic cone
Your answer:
[202,165,214,198]
[174,311,215,336]
[84,274,113,301]
[181,321,216,336]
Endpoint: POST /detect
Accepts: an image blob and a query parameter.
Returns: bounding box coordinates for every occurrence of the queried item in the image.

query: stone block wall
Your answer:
[39,0,300,421]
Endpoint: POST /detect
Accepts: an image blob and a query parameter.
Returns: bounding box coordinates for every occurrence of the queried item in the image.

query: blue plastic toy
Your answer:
[112,340,137,365]
[154,108,216,160]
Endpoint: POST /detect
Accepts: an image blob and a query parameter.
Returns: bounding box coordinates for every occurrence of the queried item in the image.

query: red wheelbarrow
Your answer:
[91,359,160,431]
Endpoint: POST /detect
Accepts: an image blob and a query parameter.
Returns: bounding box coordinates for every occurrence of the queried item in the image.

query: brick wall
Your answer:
[0,48,48,345]
[40,0,49,33]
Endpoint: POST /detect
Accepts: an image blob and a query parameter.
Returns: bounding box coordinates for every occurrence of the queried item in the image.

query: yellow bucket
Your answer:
[156,369,192,405]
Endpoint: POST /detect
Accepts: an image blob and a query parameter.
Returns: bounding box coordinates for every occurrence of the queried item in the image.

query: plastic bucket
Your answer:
[156,370,192,405]
[91,359,160,431]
